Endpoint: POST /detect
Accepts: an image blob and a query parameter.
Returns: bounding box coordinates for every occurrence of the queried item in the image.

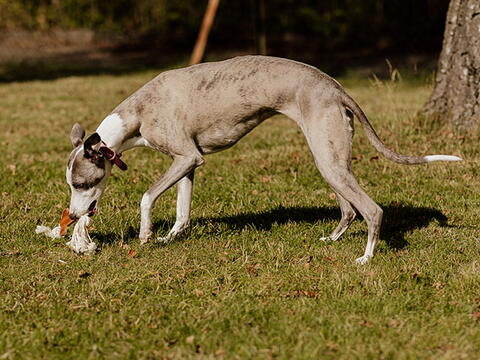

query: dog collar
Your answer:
[99,143,128,171]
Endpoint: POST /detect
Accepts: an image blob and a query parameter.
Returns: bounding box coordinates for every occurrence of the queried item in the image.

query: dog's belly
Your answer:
[194,109,276,154]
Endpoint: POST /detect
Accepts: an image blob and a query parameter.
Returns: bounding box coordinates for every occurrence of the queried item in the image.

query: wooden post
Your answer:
[189,0,220,65]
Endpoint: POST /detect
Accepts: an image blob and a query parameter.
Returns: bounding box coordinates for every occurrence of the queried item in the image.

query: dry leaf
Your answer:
[7,164,16,176]
[360,320,373,328]
[193,289,204,297]
[186,335,195,344]
[78,271,91,278]
[260,175,272,183]
[325,343,338,352]
[246,263,261,276]
[286,290,318,298]
[215,348,226,356]
[292,151,301,161]
[128,249,137,258]
[472,312,480,321]
[0,251,21,256]
[389,319,400,328]
[439,344,455,351]
[302,290,318,298]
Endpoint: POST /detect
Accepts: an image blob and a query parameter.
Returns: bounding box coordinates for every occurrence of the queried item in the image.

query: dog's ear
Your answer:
[70,123,85,148]
[83,133,102,159]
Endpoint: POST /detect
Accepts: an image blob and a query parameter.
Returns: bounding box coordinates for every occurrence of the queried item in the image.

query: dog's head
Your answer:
[66,123,112,220]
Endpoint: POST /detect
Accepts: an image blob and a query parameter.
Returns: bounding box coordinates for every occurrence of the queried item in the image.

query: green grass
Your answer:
[0,67,479,359]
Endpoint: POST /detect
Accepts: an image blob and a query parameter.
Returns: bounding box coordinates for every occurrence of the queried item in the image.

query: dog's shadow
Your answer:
[191,203,448,250]
[96,203,448,250]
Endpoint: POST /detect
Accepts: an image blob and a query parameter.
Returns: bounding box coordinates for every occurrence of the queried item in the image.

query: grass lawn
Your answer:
[0,64,479,359]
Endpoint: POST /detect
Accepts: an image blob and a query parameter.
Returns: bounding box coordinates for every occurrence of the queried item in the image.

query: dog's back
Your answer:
[113,56,338,153]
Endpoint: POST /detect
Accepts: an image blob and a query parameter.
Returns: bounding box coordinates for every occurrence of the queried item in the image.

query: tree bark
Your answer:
[424,0,480,129]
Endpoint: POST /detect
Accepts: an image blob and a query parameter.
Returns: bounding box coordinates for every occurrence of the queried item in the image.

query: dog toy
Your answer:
[66,215,97,254]
[35,209,97,254]
[60,208,75,235]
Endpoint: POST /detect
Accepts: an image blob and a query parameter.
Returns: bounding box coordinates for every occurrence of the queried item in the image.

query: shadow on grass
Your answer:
[379,204,449,249]
[0,50,189,82]
[189,203,448,250]
[94,202,448,250]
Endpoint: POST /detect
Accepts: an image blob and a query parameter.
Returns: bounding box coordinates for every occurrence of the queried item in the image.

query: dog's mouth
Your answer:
[88,200,97,217]
[59,201,97,235]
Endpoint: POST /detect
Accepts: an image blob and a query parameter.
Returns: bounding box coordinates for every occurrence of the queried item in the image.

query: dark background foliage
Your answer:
[1,0,449,55]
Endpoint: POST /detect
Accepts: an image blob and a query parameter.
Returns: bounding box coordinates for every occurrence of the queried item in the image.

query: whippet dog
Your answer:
[66,56,461,264]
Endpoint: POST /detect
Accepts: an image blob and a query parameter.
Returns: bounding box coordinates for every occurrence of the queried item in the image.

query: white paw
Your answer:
[139,234,151,245]
[355,255,371,265]
[139,229,153,245]
[157,235,173,244]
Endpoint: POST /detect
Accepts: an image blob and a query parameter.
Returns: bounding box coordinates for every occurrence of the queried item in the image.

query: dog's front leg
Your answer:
[139,154,203,244]
[157,170,194,244]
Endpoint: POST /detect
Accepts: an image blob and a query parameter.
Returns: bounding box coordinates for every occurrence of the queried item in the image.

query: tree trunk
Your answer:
[189,0,220,65]
[424,0,480,129]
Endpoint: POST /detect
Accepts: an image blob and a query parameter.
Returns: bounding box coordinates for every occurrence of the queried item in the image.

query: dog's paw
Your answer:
[157,235,172,245]
[320,236,338,242]
[139,230,153,245]
[355,255,372,265]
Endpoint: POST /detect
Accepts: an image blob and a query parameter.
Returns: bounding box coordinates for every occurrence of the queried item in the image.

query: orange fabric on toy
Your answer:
[60,209,75,236]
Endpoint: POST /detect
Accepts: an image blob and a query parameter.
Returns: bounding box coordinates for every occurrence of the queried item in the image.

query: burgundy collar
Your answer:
[99,143,128,171]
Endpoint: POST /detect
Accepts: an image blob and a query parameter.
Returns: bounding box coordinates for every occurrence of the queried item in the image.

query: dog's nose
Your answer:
[69,213,78,221]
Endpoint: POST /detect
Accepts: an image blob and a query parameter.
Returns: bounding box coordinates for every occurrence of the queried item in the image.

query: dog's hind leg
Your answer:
[157,171,195,244]
[140,153,204,244]
[301,103,382,263]
[320,192,356,242]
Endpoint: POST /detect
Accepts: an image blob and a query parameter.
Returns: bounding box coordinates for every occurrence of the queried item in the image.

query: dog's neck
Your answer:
[95,113,129,152]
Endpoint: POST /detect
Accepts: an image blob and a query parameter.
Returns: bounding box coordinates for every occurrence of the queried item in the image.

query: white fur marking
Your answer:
[141,193,151,210]
[96,113,126,150]
[424,155,462,162]
[66,147,83,185]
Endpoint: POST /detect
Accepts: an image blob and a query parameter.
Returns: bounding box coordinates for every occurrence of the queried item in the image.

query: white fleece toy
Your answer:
[36,210,97,254]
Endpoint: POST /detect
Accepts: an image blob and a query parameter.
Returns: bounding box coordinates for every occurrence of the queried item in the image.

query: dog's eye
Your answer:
[72,183,85,190]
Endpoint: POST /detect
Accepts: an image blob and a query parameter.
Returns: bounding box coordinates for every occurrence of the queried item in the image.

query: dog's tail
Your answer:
[340,94,462,165]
